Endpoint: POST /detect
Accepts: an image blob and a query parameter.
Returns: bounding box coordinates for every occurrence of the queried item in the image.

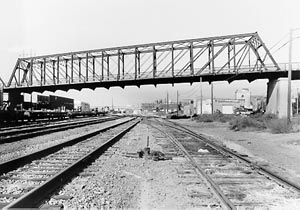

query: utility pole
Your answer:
[177,90,179,117]
[200,77,203,114]
[211,82,214,115]
[166,92,169,115]
[287,29,292,123]
[288,27,300,122]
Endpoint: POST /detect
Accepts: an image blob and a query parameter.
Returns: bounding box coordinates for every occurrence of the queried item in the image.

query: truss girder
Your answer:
[6,32,281,89]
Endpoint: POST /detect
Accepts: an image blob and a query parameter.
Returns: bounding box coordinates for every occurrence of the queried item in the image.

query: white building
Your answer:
[235,88,252,109]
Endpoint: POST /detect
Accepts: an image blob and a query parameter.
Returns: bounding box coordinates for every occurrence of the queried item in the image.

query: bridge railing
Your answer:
[277,62,300,71]
[6,62,300,88]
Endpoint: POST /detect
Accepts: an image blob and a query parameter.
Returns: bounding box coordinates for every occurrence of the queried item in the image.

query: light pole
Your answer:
[200,77,203,114]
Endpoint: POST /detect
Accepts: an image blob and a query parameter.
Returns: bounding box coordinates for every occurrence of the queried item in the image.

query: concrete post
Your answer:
[266,78,292,118]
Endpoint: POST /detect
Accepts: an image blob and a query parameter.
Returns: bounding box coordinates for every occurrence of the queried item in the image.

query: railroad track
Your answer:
[0,116,101,133]
[0,117,140,209]
[147,118,300,209]
[0,116,119,144]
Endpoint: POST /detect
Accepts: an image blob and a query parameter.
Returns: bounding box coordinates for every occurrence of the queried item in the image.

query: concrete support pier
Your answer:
[266,78,291,118]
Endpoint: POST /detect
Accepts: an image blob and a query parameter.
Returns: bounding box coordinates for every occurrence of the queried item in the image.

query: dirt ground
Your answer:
[173,119,300,186]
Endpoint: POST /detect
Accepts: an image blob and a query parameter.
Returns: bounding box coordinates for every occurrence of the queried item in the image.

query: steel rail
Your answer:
[0,117,105,138]
[0,116,102,132]
[0,117,135,176]
[3,119,140,209]
[165,120,300,194]
[0,116,118,144]
[149,121,236,210]
[0,116,113,137]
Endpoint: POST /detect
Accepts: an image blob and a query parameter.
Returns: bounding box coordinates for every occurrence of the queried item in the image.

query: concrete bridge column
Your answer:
[266,78,291,118]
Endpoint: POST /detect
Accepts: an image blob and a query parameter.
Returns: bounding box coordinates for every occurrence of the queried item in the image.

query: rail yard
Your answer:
[1,2,300,208]
[0,114,299,209]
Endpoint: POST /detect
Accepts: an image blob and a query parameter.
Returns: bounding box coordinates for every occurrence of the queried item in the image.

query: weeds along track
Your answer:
[0,116,119,144]
[148,118,300,209]
[0,118,140,209]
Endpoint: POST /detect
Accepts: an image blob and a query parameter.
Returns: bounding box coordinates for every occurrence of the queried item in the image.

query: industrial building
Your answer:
[183,89,267,116]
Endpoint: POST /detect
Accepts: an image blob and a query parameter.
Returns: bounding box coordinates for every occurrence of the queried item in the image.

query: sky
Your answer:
[0,0,300,107]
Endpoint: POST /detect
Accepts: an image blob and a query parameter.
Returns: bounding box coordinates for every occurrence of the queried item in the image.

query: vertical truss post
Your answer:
[101,52,104,81]
[134,49,137,79]
[52,60,56,84]
[40,62,43,86]
[171,44,174,77]
[137,51,140,78]
[233,38,236,72]
[65,59,68,83]
[71,55,74,83]
[153,46,157,78]
[122,53,125,79]
[135,48,140,79]
[227,44,231,70]
[248,46,251,69]
[57,56,60,84]
[30,59,33,86]
[86,53,89,82]
[43,58,46,85]
[107,55,110,81]
[118,50,121,81]
[18,66,20,86]
[211,40,215,74]
[190,42,194,75]
[208,43,211,73]
[78,58,82,82]
[92,57,95,81]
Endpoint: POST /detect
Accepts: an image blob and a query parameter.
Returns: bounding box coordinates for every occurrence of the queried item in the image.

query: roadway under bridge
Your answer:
[2,32,300,117]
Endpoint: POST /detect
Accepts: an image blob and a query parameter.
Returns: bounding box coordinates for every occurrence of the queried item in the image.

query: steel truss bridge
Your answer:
[3,32,300,93]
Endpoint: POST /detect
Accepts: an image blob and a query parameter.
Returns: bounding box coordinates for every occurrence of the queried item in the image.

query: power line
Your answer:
[269,32,289,51]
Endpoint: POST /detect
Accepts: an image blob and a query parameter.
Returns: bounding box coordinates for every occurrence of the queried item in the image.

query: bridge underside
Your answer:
[4,70,300,94]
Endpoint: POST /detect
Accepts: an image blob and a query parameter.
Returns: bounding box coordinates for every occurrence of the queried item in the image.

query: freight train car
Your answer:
[49,95,74,111]
[0,92,99,125]
[74,101,90,112]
